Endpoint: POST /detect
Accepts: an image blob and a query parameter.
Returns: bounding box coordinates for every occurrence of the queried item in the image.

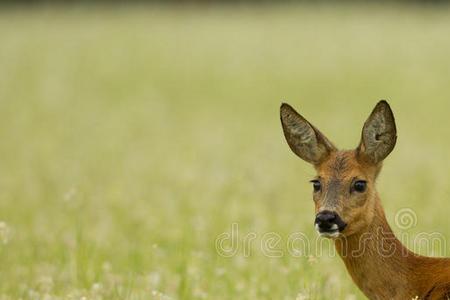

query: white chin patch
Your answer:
[315,224,340,238]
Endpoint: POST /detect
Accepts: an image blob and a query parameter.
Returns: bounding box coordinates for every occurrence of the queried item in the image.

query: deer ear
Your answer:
[357,100,397,164]
[280,103,336,165]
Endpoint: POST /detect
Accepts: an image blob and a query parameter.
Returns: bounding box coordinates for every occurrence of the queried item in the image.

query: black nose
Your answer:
[315,211,337,231]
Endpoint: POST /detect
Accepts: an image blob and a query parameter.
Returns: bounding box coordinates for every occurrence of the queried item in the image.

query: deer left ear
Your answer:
[357,100,397,164]
[280,103,336,165]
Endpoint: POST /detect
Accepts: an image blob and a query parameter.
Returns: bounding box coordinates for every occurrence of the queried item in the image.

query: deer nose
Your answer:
[315,211,338,231]
[314,210,347,235]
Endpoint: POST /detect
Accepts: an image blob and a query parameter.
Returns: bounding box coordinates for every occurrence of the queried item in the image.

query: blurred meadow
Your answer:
[1,3,450,299]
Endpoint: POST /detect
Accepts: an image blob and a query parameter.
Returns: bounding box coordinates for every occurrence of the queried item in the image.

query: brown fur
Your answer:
[280,101,450,300]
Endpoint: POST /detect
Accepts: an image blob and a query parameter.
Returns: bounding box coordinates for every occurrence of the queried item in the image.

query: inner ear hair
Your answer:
[357,100,397,165]
[280,103,336,165]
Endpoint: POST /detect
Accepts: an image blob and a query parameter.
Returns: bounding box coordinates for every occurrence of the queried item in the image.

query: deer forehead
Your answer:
[316,150,371,182]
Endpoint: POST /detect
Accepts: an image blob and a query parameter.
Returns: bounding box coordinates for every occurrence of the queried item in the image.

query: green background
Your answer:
[1,4,450,299]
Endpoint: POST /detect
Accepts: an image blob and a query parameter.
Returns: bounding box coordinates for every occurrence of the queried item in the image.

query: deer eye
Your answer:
[310,180,321,193]
[353,180,367,193]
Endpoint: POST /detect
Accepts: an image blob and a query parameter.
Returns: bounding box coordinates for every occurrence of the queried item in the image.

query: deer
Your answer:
[280,100,450,299]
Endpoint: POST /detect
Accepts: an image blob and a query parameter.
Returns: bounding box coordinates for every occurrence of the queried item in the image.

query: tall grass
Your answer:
[1,4,450,299]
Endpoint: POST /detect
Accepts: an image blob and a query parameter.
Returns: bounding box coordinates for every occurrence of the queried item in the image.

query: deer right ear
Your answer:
[280,103,336,165]
[357,100,397,165]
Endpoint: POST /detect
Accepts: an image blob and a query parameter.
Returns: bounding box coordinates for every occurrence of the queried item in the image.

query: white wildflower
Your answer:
[0,221,11,244]
[63,187,77,202]
[91,282,102,292]
[102,261,112,273]
[307,254,318,264]
[296,292,309,300]
[148,272,161,287]
[214,268,226,277]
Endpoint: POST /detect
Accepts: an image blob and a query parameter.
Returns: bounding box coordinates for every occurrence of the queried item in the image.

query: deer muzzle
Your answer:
[314,210,347,238]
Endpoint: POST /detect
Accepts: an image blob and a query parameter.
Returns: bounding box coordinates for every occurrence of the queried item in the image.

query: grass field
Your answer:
[2,3,450,299]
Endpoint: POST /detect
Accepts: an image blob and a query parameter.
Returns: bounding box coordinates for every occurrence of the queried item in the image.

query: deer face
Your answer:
[280,101,397,238]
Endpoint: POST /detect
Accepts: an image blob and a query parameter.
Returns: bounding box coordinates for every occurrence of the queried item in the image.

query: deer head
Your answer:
[280,101,397,238]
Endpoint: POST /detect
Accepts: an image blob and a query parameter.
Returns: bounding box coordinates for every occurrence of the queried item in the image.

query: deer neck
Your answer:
[334,199,416,299]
